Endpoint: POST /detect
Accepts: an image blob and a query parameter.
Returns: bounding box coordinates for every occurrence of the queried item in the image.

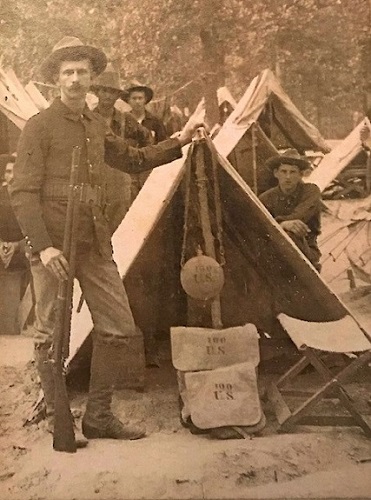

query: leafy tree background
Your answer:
[1,0,370,137]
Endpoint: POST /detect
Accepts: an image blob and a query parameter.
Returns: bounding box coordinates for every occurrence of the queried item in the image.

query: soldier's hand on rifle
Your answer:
[40,246,69,281]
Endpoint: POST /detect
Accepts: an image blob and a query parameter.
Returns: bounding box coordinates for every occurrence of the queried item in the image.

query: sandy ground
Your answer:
[1,351,371,500]
[1,201,371,500]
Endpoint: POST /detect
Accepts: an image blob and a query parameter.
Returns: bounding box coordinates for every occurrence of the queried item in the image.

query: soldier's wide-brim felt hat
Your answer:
[124,81,154,104]
[265,149,311,171]
[90,63,127,100]
[40,36,107,84]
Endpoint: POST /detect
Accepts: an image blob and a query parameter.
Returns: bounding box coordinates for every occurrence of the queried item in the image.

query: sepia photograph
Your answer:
[0,1,371,499]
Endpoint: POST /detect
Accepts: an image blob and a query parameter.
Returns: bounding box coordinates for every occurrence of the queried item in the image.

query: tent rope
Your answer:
[322,221,367,263]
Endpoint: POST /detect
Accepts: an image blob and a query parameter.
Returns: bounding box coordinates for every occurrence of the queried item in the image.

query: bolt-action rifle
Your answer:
[51,146,81,452]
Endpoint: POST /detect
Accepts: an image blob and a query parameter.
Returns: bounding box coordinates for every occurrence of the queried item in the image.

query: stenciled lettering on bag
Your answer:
[206,336,226,355]
[214,382,234,400]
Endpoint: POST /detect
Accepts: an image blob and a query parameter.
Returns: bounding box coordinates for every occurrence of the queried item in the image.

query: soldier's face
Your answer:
[4,163,14,184]
[274,164,303,194]
[128,91,146,113]
[96,87,120,108]
[56,59,93,100]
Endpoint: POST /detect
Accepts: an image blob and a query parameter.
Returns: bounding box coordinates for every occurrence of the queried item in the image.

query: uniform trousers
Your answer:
[30,248,136,347]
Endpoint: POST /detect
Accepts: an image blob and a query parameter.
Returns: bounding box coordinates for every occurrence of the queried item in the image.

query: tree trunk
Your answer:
[199,0,225,128]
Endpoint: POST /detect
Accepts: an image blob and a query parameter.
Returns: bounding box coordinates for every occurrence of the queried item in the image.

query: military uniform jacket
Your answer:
[95,106,152,147]
[137,110,168,144]
[259,182,322,250]
[9,97,182,257]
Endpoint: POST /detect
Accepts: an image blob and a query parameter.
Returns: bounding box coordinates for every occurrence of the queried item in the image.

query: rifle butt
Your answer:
[52,362,77,453]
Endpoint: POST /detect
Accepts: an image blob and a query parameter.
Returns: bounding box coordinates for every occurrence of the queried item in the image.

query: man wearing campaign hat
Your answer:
[91,64,152,234]
[124,80,167,145]
[259,149,322,271]
[9,36,202,445]
[124,80,168,201]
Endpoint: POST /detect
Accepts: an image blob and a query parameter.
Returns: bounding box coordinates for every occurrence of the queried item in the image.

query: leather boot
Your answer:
[35,346,88,448]
[82,336,146,440]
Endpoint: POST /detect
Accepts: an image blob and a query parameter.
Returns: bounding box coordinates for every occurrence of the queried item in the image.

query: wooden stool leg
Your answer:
[277,356,311,389]
[333,384,371,437]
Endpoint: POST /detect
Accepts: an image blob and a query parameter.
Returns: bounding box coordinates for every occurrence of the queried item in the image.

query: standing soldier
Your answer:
[124,81,171,368]
[91,64,152,234]
[124,81,168,200]
[125,80,167,145]
[9,37,201,444]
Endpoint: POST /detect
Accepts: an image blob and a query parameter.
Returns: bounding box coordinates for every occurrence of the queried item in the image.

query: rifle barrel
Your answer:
[52,145,81,453]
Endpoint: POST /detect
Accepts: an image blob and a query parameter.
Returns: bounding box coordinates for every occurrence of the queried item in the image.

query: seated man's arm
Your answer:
[275,184,322,224]
[279,219,309,238]
[259,187,313,238]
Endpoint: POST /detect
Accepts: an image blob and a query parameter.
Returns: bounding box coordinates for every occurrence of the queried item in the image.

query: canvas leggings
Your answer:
[30,248,136,347]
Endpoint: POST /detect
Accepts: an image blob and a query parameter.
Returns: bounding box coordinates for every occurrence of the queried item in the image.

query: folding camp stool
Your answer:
[268,313,371,437]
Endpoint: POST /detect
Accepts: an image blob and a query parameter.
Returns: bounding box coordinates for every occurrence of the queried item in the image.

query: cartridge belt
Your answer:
[42,182,106,208]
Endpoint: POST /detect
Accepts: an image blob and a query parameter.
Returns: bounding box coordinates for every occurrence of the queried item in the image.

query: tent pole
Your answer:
[366,151,371,195]
[251,122,258,195]
[195,139,223,329]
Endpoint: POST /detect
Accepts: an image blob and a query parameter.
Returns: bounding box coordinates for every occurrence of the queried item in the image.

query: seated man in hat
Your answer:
[259,149,322,272]
[91,64,152,234]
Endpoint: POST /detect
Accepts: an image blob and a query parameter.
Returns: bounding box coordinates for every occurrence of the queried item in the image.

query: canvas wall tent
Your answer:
[0,69,42,129]
[217,87,237,109]
[213,69,331,195]
[24,82,50,111]
[191,86,237,122]
[67,136,356,368]
[0,69,45,153]
[305,118,371,195]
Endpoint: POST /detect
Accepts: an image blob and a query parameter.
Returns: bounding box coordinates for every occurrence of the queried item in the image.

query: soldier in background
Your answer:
[91,65,152,234]
[124,81,168,200]
[0,155,30,334]
[92,69,163,367]
[259,149,322,272]
[0,155,29,274]
[125,81,167,144]
[123,81,171,368]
